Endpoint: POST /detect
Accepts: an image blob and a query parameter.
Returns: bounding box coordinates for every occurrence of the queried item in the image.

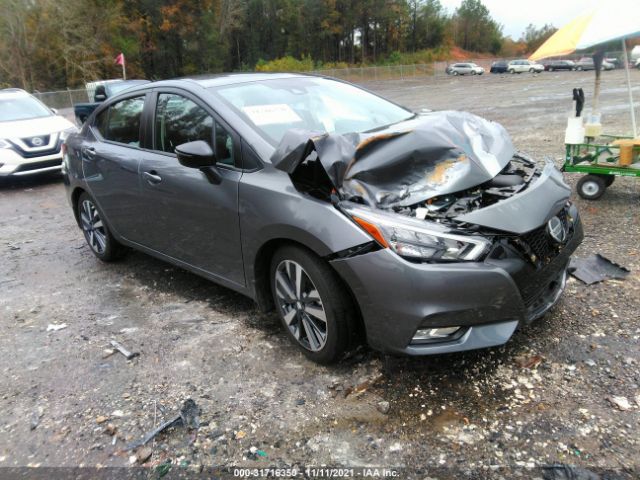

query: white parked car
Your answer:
[507,60,544,74]
[446,63,485,76]
[0,89,76,177]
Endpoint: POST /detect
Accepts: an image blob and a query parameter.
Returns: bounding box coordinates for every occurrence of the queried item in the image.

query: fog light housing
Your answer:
[412,326,461,343]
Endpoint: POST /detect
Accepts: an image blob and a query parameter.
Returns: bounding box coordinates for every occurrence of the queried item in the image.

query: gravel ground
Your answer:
[1,70,639,479]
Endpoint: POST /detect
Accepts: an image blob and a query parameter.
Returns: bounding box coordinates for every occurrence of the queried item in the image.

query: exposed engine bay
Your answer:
[271,110,573,265]
[389,154,540,227]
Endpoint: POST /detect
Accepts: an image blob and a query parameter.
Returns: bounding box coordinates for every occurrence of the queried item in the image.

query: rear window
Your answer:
[94,96,145,146]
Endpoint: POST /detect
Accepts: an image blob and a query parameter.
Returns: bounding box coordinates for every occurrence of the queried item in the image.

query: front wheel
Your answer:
[576,66,583,71]
[78,192,125,261]
[577,175,606,200]
[529,68,535,73]
[471,70,476,75]
[452,71,459,76]
[270,245,355,364]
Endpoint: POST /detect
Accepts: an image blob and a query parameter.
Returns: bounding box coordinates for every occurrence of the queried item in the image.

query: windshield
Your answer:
[210,77,414,145]
[0,94,52,122]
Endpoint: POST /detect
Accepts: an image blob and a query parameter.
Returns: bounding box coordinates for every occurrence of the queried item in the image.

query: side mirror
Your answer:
[175,141,216,168]
[94,85,107,102]
[50,108,58,115]
[176,141,222,184]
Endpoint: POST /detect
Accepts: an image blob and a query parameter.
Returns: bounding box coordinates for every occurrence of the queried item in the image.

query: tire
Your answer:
[270,245,355,364]
[452,71,459,76]
[577,175,606,200]
[529,68,535,73]
[77,192,125,261]
[509,69,516,74]
[549,68,554,72]
[471,70,476,75]
[576,66,583,71]
[594,173,615,187]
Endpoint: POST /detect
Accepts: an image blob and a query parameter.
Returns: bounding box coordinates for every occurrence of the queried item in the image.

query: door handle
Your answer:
[82,147,96,159]
[143,171,162,184]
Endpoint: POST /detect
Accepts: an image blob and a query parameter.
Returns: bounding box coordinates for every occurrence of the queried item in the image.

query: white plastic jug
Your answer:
[565,116,585,144]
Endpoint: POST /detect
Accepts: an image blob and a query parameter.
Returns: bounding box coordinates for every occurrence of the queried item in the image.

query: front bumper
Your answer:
[0,148,63,177]
[330,208,583,356]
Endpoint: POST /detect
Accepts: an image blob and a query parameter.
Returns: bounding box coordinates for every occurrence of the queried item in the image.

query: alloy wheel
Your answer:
[80,199,107,255]
[274,259,328,352]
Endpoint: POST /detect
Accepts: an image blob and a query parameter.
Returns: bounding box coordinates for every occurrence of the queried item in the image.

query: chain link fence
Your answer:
[310,59,506,81]
[31,52,634,119]
[31,61,499,120]
[33,56,607,122]
[32,88,89,123]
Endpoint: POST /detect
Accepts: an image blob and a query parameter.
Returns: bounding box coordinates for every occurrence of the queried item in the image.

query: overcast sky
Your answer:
[439,0,622,40]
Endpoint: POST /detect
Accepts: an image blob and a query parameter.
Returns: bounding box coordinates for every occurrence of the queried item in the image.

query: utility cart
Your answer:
[563,135,640,200]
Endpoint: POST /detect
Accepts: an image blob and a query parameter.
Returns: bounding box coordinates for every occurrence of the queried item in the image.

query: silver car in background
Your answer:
[446,63,485,75]
[507,60,545,73]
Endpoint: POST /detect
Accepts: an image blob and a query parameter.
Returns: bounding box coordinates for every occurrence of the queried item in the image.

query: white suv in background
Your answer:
[0,89,76,177]
[508,59,545,74]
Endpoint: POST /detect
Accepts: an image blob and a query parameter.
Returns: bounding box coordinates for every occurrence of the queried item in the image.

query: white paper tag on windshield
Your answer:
[242,104,302,126]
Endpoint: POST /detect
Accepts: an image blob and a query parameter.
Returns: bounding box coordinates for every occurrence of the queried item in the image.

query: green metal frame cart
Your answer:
[563,135,640,200]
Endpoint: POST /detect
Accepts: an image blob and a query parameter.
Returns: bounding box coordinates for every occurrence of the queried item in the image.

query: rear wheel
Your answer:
[529,68,535,73]
[77,192,125,261]
[270,245,355,364]
[576,66,583,71]
[509,68,516,74]
[549,67,554,72]
[577,175,606,200]
[452,71,459,76]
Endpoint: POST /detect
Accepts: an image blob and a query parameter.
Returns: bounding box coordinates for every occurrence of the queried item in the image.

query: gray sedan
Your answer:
[62,73,582,363]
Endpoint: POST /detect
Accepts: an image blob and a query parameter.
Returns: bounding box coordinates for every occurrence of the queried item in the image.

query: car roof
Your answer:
[130,72,310,92]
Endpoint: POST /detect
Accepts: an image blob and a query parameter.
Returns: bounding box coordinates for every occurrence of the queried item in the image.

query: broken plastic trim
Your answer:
[324,241,380,261]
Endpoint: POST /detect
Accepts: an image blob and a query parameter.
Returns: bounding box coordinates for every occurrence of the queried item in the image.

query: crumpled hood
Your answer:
[271,110,515,208]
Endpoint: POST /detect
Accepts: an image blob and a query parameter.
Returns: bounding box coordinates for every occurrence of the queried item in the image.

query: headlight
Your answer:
[0,139,11,149]
[342,204,490,261]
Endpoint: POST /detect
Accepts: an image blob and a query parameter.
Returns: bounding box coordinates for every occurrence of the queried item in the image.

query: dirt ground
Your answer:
[1,70,639,478]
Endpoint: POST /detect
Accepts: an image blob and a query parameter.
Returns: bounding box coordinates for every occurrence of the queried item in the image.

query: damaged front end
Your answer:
[271,110,579,269]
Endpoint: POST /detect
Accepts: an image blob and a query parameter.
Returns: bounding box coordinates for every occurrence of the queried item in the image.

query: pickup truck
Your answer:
[74,80,148,124]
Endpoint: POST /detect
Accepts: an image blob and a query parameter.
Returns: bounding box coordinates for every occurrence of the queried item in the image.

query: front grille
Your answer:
[10,141,61,159]
[518,209,571,264]
[14,158,62,172]
[21,135,51,148]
